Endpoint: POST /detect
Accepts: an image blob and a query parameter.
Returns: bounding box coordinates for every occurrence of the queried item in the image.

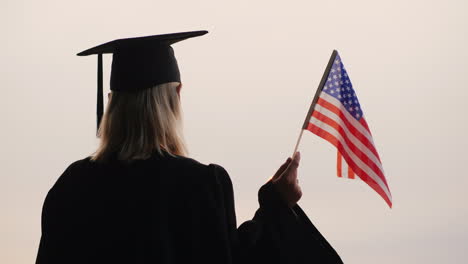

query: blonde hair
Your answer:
[91,82,188,163]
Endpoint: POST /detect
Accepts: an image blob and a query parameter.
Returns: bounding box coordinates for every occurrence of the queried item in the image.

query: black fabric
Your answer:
[109,44,180,92]
[36,151,343,264]
[76,30,208,91]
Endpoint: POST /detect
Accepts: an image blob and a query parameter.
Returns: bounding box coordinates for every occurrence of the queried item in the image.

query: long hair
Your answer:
[91,82,188,162]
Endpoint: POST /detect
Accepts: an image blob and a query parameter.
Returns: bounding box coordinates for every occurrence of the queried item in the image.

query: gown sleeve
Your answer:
[35,165,80,264]
[208,163,344,264]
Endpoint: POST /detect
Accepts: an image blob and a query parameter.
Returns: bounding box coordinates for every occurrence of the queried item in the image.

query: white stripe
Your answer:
[341,154,350,179]
[310,116,392,201]
[318,93,377,147]
[313,102,386,178]
[343,155,354,179]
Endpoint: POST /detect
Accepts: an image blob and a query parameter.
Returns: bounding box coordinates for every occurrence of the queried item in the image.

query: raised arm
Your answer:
[208,154,343,264]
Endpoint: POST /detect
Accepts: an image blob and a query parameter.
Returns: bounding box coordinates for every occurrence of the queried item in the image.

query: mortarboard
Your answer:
[77,30,208,134]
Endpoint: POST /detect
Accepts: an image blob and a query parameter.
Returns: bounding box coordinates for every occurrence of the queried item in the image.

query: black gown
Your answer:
[35,150,343,264]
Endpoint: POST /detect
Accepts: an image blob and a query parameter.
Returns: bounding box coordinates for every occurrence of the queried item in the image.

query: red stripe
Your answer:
[311,111,389,188]
[307,123,392,208]
[316,97,381,162]
[359,118,372,135]
[337,152,342,177]
[348,166,355,179]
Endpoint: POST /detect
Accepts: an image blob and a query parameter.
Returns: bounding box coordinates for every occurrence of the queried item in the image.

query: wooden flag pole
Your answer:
[291,50,338,157]
[292,128,305,156]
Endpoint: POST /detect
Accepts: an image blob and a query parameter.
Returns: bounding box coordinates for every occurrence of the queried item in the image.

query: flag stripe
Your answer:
[348,163,355,179]
[359,118,372,135]
[341,154,347,178]
[307,122,392,207]
[337,152,343,177]
[338,152,354,179]
[312,106,389,188]
[308,116,391,199]
[317,94,381,162]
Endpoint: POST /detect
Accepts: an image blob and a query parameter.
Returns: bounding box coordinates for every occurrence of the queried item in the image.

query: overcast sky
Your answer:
[2,0,468,263]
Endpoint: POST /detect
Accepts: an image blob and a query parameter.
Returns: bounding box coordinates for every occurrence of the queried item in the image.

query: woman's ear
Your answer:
[176,83,182,96]
[108,92,112,100]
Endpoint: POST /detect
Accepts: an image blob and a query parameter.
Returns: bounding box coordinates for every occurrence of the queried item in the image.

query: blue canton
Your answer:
[322,53,363,121]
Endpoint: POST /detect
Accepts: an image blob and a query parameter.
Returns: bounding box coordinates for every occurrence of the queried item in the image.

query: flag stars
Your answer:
[322,55,364,121]
[323,58,363,119]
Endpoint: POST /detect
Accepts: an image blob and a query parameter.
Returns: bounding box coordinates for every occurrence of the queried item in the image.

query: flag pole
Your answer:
[292,129,304,156]
[292,50,338,157]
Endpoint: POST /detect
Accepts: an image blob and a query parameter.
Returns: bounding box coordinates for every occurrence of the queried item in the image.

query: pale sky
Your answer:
[2,0,468,263]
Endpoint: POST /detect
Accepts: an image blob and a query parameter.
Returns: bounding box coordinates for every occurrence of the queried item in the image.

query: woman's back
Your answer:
[36,151,343,264]
[36,151,236,264]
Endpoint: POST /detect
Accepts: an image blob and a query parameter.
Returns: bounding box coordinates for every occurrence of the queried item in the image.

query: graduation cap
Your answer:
[77,30,208,134]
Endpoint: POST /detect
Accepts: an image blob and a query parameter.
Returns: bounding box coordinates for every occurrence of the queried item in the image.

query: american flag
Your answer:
[303,51,392,208]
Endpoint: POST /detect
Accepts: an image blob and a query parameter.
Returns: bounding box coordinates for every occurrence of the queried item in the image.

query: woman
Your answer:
[36,31,343,264]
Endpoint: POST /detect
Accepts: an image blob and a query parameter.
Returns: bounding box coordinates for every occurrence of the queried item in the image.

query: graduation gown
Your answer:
[36,151,343,264]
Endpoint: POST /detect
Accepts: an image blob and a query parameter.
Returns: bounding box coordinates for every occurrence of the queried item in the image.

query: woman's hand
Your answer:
[270,152,302,208]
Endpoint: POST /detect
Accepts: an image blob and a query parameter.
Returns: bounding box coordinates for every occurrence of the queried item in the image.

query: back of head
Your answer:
[91,82,187,163]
